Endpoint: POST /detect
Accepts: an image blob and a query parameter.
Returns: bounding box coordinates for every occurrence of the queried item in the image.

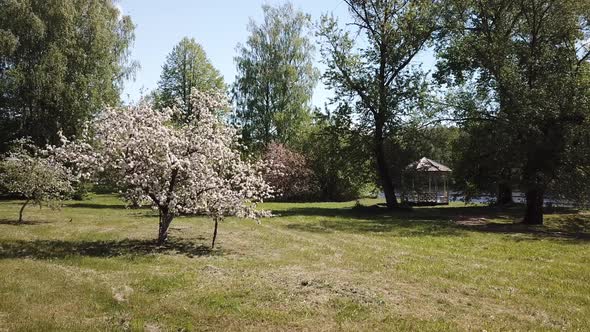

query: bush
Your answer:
[262,143,317,201]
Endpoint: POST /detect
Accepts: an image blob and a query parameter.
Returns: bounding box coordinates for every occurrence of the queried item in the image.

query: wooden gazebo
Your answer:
[401,157,452,206]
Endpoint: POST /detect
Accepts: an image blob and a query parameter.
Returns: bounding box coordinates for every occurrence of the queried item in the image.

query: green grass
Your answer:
[0,194,589,331]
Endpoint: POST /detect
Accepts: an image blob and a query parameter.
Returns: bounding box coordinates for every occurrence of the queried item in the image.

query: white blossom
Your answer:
[0,139,75,223]
[51,90,273,245]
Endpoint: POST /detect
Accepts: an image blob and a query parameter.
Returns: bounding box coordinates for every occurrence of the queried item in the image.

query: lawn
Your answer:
[0,195,588,331]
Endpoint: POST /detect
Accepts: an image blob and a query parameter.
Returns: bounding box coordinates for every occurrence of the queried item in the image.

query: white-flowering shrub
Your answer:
[0,140,74,223]
[50,90,273,247]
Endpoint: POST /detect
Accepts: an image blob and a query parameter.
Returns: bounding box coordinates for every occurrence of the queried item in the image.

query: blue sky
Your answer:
[119,0,435,107]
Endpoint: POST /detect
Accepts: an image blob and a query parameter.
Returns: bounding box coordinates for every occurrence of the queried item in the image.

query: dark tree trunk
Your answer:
[496,183,513,205]
[157,209,174,244]
[523,188,544,225]
[19,199,30,223]
[375,122,398,209]
[211,217,220,249]
[377,150,398,209]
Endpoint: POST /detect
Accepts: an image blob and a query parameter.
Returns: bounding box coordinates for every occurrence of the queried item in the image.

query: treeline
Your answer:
[1,0,590,226]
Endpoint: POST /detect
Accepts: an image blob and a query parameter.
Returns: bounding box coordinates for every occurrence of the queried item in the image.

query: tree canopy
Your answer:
[0,139,74,223]
[0,0,136,150]
[437,0,590,224]
[233,2,319,152]
[155,37,225,119]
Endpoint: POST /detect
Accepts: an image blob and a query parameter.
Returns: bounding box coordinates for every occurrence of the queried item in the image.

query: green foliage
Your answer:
[548,97,590,206]
[155,37,225,119]
[305,105,375,201]
[386,124,460,188]
[232,2,319,152]
[0,0,136,151]
[436,87,517,200]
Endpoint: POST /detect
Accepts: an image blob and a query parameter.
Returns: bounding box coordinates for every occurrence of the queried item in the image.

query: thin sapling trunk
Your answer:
[18,199,30,223]
[211,217,220,249]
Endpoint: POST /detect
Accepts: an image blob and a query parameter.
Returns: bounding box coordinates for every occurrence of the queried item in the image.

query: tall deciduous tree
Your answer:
[0,0,136,150]
[318,0,440,209]
[439,0,590,224]
[155,37,225,119]
[233,2,319,152]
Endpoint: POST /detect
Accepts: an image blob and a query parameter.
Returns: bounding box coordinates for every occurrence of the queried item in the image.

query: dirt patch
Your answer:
[112,285,133,303]
[201,264,225,276]
[455,217,489,226]
[144,323,161,332]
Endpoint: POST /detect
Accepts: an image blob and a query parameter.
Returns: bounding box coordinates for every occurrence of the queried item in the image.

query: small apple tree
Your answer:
[0,140,74,223]
[52,91,273,247]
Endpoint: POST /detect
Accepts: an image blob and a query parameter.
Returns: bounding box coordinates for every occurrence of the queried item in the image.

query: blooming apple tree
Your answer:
[52,90,273,246]
[0,139,74,223]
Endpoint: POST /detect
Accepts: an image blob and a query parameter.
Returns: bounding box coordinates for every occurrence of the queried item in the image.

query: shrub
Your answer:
[262,143,317,201]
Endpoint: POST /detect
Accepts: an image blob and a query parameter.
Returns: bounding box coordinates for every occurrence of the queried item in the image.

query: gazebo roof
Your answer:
[407,157,452,173]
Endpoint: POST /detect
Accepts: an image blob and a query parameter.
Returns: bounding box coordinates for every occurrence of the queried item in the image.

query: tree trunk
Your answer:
[211,217,220,249]
[375,129,398,209]
[19,199,30,223]
[158,209,174,244]
[496,183,513,206]
[523,188,544,225]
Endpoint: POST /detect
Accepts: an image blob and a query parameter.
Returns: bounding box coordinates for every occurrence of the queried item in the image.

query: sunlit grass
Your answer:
[0,194,588,331]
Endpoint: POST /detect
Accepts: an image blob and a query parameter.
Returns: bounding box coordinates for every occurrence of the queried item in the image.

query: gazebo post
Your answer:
[435,174,438,193]
[435,173,438,203]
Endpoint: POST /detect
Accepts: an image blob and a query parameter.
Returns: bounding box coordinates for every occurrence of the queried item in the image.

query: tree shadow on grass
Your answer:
[277,204,500,220]
[0,218,55,226]
[0,237,219,260]
[276,204,579,220]
[458,222,590,241]
[285,215,464,237]
[66,203,129,209]
[280,204,590,242]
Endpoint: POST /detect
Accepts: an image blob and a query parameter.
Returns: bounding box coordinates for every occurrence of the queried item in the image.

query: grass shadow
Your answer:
[458,222,590,241]
[286,217,464,237]
[0,237,219,259]
[0,218,55,226]
[66,203,129,210]
[280,204,589,242]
